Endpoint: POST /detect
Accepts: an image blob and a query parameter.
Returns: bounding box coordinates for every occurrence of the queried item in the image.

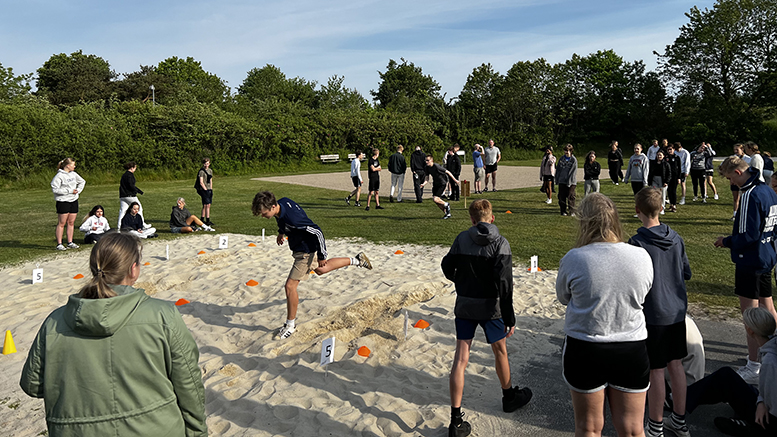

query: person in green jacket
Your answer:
[20,232,208,437]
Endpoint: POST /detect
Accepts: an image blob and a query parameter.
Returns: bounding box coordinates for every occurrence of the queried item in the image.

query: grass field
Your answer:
[0,165,742,308]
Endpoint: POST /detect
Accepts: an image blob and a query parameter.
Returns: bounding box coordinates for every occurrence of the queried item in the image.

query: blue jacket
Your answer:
[723,168,777,273]
[629,224,692,325]
[275,198,327,259]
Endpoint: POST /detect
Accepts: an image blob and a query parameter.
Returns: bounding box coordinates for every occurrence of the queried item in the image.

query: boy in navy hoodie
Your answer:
[629,187,692,437]
[252,191,373,339]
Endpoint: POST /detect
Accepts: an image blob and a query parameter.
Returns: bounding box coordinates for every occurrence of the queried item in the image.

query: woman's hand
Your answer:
[756,401,769,429]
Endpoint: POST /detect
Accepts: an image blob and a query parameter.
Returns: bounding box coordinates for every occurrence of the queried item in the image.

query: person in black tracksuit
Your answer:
[665,145,682,212]
[410,146,426,203]
[607,141,624,184]
[441,199,532,436]
[446,145,462,201]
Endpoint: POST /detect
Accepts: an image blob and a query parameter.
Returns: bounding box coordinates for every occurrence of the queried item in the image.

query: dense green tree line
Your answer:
[1,0,776,181]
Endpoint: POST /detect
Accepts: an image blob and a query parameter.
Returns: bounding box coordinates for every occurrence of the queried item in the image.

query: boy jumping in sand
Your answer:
[252,191,373,339]
[441,199,532,437]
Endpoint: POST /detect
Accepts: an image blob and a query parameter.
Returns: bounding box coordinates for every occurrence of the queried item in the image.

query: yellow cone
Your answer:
[3,330,16,355]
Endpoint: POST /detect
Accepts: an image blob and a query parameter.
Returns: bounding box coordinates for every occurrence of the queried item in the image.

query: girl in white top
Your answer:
[51,158,86,251]
[80,205,110,244]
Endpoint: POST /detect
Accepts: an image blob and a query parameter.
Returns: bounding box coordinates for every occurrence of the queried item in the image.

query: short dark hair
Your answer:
[252,191,277,216]
[124,161,136,170]
[635,187,662,218]
[425,154,434,160]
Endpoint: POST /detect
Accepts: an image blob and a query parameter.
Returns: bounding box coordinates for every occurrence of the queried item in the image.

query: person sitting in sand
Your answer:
[169,197,215,233]
[20,232,208,436]
[251,191,373,340]
[442,199,532,437]
[79,204,111,244]
[121,202,158,239]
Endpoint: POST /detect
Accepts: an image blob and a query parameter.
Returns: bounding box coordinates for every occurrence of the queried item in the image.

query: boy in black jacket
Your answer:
[441,199,532,436]
[446,144,462,201]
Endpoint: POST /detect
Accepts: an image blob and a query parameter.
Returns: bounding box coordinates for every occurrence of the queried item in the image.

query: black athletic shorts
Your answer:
[735,267,773,299]
[679,174,687,182]
[351,176,362,188]
[56,200,79,214]
[646,322,688,369]
[562,336,649,393]
[432,184,445,198]
[198,188,213,205]
[485,163,498,174]
[542,175,554,183]
[368,177,380,192]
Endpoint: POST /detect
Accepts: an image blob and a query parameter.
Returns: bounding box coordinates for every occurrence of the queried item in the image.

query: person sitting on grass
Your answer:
[169,197,214,233]
[251,191,373,340]
[120,202,158,239]
[441,199,532,437]
[420,154,459,220]
[79,205,111,244]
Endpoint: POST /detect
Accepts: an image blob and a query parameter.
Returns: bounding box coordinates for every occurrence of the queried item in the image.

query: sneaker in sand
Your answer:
[356,252,372,270]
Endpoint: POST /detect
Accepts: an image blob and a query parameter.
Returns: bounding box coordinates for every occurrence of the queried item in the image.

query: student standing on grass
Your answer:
[251,191,373,340]
[483,139,501,192]
[365,148,384,211]
[629,187,692,437]
[421,155,459,219]
[583,150,601,197]
[541,146,556,204]
[446,145,462,201]
[666,145,682,213]
[195,158,214,226]
[607,140,624,184]
[118,161,148,229]
[690,143,711,203]
[675,142,691,205]
[649,150,670,213]
[441,199,532,437]
[731,143,751,220]
[715,156,777,385]
[624,143,649,195]
[411,145,427,203]
[345,150,364,207]
[556,193,653,437]
[647,139,660,164]
[51,158,86,251]
[555,144,578,216]
[472,144,485,194]
[388,145,407,203]
[746,141,766,183]
[704,142,719,200]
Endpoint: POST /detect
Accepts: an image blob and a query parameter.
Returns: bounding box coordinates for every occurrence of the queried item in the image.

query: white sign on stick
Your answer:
[219,235,229,249]
[530,255,538,273]
[165,244,169,261]
[32,268,43,284]
[262,228,266,241]
[404,310,409,340]
[320,337,336,366]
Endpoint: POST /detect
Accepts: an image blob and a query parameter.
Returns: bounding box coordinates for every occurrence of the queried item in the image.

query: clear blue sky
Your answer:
[0,0,714,99]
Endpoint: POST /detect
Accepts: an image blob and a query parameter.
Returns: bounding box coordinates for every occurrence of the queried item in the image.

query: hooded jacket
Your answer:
[20,285,207,437]
[441,222,514,326]
[624,154,649,185]
[648,159,671,186]
[723,167,777,273]
[170,205,193,228]
[275,197,327,259]
[50,169,86,203]
[410,149,426,173]
[759,336,777,416]
[629,224,692,325]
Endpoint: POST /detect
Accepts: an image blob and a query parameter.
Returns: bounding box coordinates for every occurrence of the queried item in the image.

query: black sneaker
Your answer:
[365,206,370,211]
[345,196,350,205]
[483,187,488,192]
[354,202,361,207]
[376,205,384,210]
[206,219,214,226]
[713,417,755,436]
[389,196,394,203]
[448,417,471,437]
[503,386,532,412]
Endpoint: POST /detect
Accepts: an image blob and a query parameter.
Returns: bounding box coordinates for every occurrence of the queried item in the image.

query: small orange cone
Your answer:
[357,346,371,357]
[246,280,259,287]
[414,319,430,329]
[197,250,206,255]
[73,274,84,279]
[2,330,16,355]
[175,298,190,306]
[506,210,513,214]
[394,250,404,255]
[526,267,543,272]
[248,243,256,247]
[143,262,150,266]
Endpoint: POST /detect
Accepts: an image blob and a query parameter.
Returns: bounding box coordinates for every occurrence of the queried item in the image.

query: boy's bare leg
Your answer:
[314,258,351,275]
[285,278,300,321]
[648,368,666,421]
[433,196,447,211]
[450,339,472,408]
[491,338,512,389]
[667,359,687,415]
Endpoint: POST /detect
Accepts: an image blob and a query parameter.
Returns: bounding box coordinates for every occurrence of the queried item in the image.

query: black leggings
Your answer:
[667,179,678,205]
[631,181,645,195]
[608,163,622,183]
[691,169,707,198]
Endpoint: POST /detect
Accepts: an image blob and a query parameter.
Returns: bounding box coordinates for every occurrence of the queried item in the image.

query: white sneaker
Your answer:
[633,214,639,218]
[545,198,552,204]
[692,196,698,202]
[736,364,760,385]
[664,414,690,437]
[679,197,686,205]
[67,242,80,249]
[278,323,296,340]
[56,244,67,251]
[660,210,665,215]
[714,194,719,200]
[202,225,216,232]
[702,198,707,204]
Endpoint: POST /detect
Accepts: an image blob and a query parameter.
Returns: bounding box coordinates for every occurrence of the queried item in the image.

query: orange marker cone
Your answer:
[394,250,404,255]
[197,250,206,255]
[143,262,150,266]
[246,280,259,287]
[73,274,84,279]
[3,330,16,355]
[506,210,512,214]
[526,267,543,272]
[248,243,256,247]
[357,346,371,357]
[414,319,430,329]
[175,298,190,306]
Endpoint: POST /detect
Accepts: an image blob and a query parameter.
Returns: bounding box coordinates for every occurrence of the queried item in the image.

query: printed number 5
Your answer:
[325,344,331,358]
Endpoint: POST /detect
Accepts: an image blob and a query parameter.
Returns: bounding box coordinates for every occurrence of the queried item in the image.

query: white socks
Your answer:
[349,257,359,266]
[285,319,295,329]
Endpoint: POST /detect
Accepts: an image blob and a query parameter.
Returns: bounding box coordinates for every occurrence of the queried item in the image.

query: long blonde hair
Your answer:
[575,193,623,247]
[79,232,142,299]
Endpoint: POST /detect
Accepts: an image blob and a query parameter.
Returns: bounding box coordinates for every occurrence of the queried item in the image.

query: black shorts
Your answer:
[705,169,714,177]
[368,177,380,192]
[679,174,687,182]
[198,188,213,205]
[646,322,688,369]
[731,183,740,192]
[735,267,773,299]
[542,175,554,183]
[455,318,507,344]
[432,184,445,198]
[351,176,362,188]
[56,200,79,214]
[485,163,498,174]
[562,336,649,393]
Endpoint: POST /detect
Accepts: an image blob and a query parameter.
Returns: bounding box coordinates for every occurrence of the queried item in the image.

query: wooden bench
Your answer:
[319,154,340,163]
[457,150,466,162]
[348,154,367,161]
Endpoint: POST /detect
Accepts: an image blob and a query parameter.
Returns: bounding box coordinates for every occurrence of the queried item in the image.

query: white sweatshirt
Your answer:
[51,169,86,202]
[79,216,110,235]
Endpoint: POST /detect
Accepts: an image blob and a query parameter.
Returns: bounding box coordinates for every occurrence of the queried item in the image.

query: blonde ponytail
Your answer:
[79,232,142,299]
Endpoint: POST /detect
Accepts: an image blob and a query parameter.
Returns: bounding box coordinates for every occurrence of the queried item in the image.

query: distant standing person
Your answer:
[365,148,384,211]
[388,145,407,203]
[442,199,532,437]
[483,139,501,192]
[411,145,426,203]
[51,158,86,251]
[251,192,373,339]
[540,147,556,204]
[675,142,691,205]
[665,144,682,213]
[746,141,766,183]
[421,154,459,219]
[583,150,601,197]
[624,143,649,195]
[704,142,719,200]
[195,158,214,225]
[118,161,147,229]
[730,143,751,220]
[647,139,660,163]
[555,144,578,216]
[690,143,711,203]
[473,144,485,194]
[446,144,462,201]
[345,150,364,207]
[607,141,623,184]
[649,150,670,212]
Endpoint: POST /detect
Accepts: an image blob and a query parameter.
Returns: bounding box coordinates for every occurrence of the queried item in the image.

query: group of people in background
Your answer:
[50,157,216,250]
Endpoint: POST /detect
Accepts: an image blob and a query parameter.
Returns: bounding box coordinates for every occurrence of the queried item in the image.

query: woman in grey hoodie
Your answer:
[686,307,777,436]
[50,158,86,251]
[624,143,649,195]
